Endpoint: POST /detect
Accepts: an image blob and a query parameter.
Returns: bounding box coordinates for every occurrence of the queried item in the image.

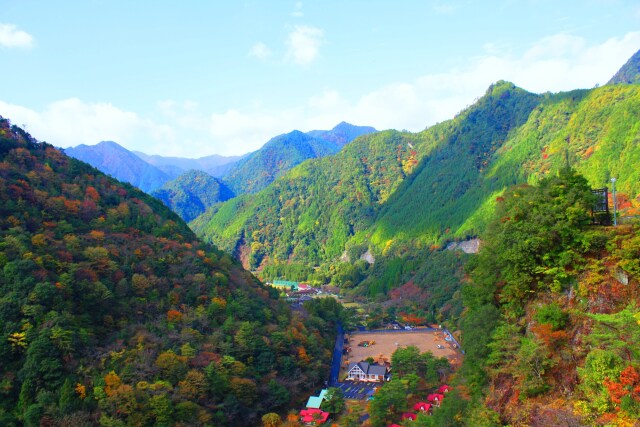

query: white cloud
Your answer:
[292,1,304,17]
[308,90,345,110]
[2,32,638,158]
[209,108,299,154]
[248,42,272,60]
[285,25,324,65]
[0,98,177,154]
[338,31,640,132]
[0,23,34,49]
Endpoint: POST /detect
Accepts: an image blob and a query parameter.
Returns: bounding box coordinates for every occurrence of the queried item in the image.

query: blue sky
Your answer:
[1,0,639,157]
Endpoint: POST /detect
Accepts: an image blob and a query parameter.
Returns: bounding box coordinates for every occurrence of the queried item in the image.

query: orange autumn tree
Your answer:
[604,365,640,417]
[167,309,183,323]
[399,312,425,325]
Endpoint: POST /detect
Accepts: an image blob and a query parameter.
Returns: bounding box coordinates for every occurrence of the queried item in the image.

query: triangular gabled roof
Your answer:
[347,362,367,374]
[348,361,386,376]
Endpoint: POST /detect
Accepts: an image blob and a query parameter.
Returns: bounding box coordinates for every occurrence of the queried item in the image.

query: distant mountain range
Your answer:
[133,151,245,178]
[64,122,376,219]
[64,141,172,192]
[222,122,376,195]
[222,130,338,195]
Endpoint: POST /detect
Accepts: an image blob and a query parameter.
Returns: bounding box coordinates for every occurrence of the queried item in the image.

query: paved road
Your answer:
[443,328,464,354]
[328,323,344,386]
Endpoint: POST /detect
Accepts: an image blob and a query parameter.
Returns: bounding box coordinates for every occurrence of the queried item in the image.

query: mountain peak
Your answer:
[608,49,640,85]
[307,122,376,149]
[94,140,131,152]
[333,121,352,130]
[64,140,170,192]
[332,121,375,132]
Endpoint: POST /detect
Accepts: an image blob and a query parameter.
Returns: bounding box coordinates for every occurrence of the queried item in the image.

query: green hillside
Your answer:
[151,169,235,222]
[190,81,640,324]
[0,117,337,426]
[445,169,640,426]
[191,81,540,264]
[221,130,341,195]
[191,127,437,268]
[194,83,640,258]
[367,81,540,249]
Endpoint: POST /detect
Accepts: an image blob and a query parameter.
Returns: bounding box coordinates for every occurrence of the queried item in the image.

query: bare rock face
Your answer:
[446,238,480,254]
[360,249,376,264]
[614,267,629,286]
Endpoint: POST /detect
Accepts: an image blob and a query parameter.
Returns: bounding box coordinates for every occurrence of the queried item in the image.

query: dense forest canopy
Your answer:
[191,82,640,309]
[0,117,342,426]
[151,170,234,222]
[452,168,640,426]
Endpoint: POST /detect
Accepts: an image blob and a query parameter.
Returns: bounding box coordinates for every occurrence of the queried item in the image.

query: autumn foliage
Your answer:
[0,117,336,426]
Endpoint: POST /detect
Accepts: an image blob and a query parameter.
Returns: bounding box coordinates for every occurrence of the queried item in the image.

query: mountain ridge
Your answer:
[133,151,246,178]
[151,169,235,222]
[307,121,377,148]
[64,140,171,192]
[608,48,640,84]
[63,122,375,199]
[221,128,352,195]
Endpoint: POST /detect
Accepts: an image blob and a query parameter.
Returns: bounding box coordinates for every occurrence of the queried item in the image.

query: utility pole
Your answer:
[611,177,617,226]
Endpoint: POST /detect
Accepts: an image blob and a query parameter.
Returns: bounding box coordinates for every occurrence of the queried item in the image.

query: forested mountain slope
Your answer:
[151,170,235,222]
[191,81,541,264]
[191,127,437,268]
[192,81,640,285]
[220,130,342,195]
[444,169,640,427]
[0,117,336,426]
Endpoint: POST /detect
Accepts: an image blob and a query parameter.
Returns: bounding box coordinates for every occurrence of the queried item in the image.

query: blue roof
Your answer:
[306,396,323,409]
[306,389,328,409]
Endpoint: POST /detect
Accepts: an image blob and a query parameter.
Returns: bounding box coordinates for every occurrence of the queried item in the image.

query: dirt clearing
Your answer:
[342,329,461,376]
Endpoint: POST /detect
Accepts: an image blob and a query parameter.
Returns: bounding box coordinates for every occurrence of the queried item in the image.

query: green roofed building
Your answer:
[306,389,328,409]
[271,280,299,291]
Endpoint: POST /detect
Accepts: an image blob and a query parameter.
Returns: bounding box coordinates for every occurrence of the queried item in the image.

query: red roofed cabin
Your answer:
[299,408,329,425]
[427,393,445,406]
[413,402,432,413]
[402,412,417,421]
[438,384,451,393]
